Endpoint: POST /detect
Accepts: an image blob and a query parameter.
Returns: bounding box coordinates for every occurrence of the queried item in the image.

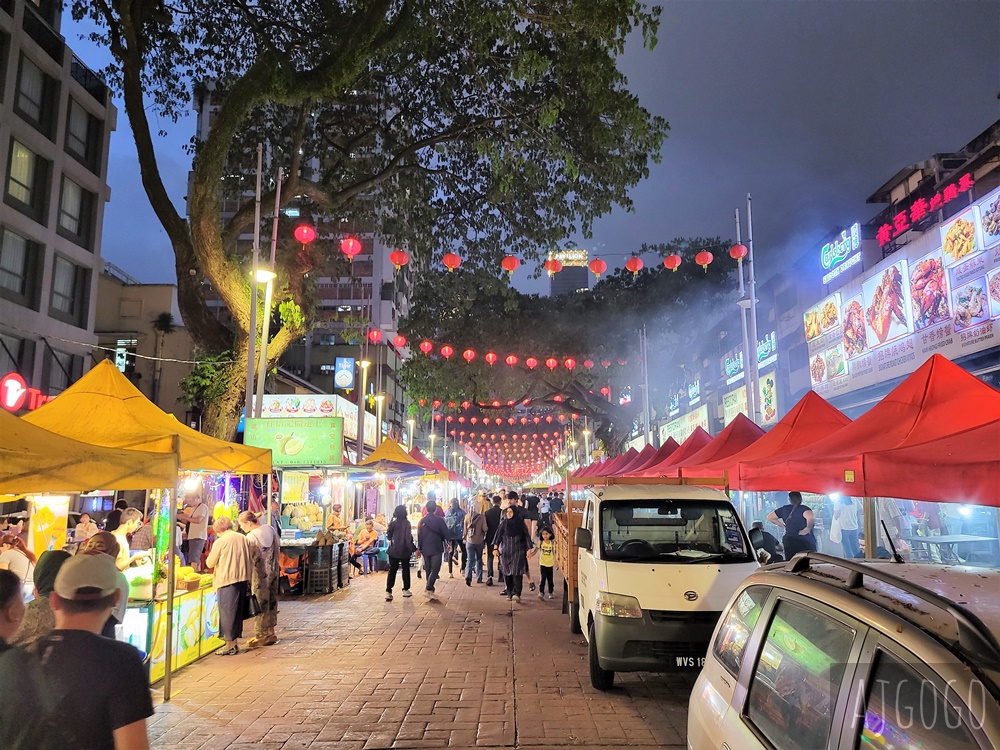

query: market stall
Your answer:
[637,427,712,476]
[23,360,271,691]
[673,414,765,479]
[611,444,657,475]
[624,437,680,474]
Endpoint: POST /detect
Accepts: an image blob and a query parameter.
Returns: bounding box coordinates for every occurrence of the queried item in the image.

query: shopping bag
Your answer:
[242,592,262,620]
[829,516,842,545]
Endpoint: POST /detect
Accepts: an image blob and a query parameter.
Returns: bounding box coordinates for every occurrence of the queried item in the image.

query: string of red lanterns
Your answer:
[412,341,628,368]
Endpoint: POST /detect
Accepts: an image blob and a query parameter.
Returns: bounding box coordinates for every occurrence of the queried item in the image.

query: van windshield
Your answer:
[600,500,753,563]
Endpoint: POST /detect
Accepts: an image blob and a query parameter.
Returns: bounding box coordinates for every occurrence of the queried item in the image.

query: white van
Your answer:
[575,483,759,690]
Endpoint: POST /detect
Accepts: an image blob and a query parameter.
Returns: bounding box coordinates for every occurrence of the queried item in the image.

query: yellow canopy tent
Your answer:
[0,408,179,494]
[357,437,426,468]
[24,360,271,473]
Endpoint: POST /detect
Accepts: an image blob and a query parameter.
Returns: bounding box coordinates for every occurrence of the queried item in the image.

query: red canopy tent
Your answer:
[610,444,657,476]
[639,427,712,476]
[676,414,765,478]
[740,355,1000,495]
[689,392,851,487]
[595,448,638,477]
[862,420,1000,507]
[624,437,680,475]
[408,447,437,471]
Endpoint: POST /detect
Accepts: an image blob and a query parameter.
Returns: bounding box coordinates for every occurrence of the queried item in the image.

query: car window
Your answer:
[856,649,981,749]
[713,586,770,677]
[583,499,594,535]
[746,599,856,750]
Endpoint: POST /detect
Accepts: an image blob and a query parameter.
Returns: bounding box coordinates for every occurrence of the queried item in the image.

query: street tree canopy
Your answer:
[74,0,668,437]
[399,237,736,453]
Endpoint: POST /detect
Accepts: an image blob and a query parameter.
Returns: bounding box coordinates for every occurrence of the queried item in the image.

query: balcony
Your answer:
[22,2,64,64]
[71,56,109,105]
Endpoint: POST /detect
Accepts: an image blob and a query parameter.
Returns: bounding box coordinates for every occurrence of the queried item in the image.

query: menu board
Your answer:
[805,186,1000,397]
[259,394,377,447]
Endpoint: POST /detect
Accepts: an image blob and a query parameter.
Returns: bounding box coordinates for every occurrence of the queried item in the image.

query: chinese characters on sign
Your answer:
[876,173,975,247]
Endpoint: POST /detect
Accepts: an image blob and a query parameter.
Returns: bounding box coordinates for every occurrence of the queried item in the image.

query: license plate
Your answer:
[675,656,705,669]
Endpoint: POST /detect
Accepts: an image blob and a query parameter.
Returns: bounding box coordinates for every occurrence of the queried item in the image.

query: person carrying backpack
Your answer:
[463,503,488,586]
[444,499,467,578]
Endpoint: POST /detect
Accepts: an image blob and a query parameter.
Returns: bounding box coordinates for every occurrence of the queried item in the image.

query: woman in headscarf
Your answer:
[385,505,415,601]
[495,506,533,604]
[10,550,70,651]
[238,511,280,649]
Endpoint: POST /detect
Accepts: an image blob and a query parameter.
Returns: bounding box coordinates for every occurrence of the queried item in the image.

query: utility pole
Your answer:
[746,193,762,424]
[735,209,755,424]
[253,166,282,418]
[245,144,263,421]
[639,326,653,444]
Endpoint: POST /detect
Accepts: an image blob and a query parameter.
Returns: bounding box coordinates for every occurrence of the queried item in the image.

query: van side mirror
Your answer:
[575,527,592,550]
[749,528,763,549]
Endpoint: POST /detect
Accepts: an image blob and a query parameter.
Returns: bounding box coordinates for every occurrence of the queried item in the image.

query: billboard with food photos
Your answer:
[803,185,1000,399]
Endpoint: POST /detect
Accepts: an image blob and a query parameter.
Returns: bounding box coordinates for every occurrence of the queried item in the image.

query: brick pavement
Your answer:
[149,561,692,749]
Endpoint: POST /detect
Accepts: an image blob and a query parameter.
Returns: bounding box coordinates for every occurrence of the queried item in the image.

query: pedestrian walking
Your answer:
[463,502,488,586]
[495,506,532,603]
[538,494,553,536]
[238,511,280,649]
[484,495,502,586]
[416,500,450,598]
[385,505,415,601]
[205,516,251,655]
[444,499,467,577]
[833,496,860,559]
[532,527,556,599]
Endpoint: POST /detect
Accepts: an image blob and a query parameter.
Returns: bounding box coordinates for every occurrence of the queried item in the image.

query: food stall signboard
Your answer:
[245,416,344,467]
[821,223,862,285]
[723,386,748,426]
[659,405,709,446]
[804,184,1000,398]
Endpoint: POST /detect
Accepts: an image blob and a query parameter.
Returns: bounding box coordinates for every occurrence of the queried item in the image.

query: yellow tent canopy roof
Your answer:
[23,360,271,474]
[357,437,424,467]
[1,409,178,493]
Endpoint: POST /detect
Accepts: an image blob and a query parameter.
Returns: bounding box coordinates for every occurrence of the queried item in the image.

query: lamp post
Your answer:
[582,427,591,464]
[407,418,415,449]
[429,432,437,463]
[253,167,283,418]
[375,393,385,447]
[357,360,370,461]
[245,143,263,422]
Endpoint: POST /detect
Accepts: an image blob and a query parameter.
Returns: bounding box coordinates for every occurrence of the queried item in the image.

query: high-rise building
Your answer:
[549,249,590,297]
[0,0,116,404]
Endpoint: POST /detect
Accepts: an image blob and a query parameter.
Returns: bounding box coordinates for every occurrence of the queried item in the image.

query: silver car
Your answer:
[688,552,1000,749]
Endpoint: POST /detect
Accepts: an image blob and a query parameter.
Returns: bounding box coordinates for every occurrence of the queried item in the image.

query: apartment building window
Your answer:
[0,32,9,101]
[46,349,74,393]
[57,176,95,249]
[15,54,59,138]
[5,140,50,224]
[49,255,90,327]
[0,227,41,307]
[65,98,102,172]
[0,333,25,374]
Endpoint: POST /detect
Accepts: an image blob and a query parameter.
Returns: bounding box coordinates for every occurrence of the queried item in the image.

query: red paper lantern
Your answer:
[618,358,627,366]
[600,386,611,396]
[505,354,519,367]
[389,249,410,271]
[601,358,612,368]
[525,357,538,370]
[294,225,317,244]
[553,394,563,402]
[446,416,454,423]
[501,255,521,276]
[625,256,644,276]
[485,352,497,367]
[419,399,426,406]
[433,400,442,409]
[589,257,608,278]
[583,359,594,369]
[461,400,471,409]
[442,252,462,272]
[419,340,433,354]
[695,250,714,270]
[440,345,454,359]
[544,258,563,276]
[492,400,501,407]
[729,243,748,262]
[393,334,407,348]
[663,254,682,272]
[448,402,456,409]
[340,236,362,261]
[462,348,476,363]
[506,399,516,406]
[563,357,576,370]
[545,357,558,370]
[368,329,383,343]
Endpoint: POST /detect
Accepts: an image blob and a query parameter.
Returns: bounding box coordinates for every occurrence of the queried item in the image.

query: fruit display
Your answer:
[286,503,324,531]
[314,529,348,546]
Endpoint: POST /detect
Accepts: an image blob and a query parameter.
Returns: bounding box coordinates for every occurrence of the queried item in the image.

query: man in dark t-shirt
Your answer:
[103,500,128,532]
[35,553,154,750]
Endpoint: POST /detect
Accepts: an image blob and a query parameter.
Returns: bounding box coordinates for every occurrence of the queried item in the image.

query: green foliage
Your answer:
[151,312,176,334]
[277,299,306,332]
[179,351,233,410]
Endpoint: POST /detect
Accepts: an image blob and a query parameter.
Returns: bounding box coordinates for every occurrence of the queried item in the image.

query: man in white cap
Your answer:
[35,552,154,750]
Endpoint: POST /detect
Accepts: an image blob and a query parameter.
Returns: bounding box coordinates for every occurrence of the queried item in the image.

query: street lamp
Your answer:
[452,450,458,473]
[429,432,437,462]
[582,428,591,464]
[252,167,284,419]
[407,418,415,448]
[357,360,371,461]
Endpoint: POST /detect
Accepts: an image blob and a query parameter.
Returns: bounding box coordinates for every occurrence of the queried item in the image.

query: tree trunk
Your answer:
[202,362,247,440]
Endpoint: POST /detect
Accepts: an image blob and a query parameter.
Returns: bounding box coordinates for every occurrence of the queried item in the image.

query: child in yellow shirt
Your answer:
[535,527,555,600]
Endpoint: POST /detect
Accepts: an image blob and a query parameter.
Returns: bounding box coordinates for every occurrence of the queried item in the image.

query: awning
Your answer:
[1,410,178,493]
[356,438,430,477]
[740,355,1000,495]
[23,360,271,474]
[610,444,657,475]
[639,427,713,476]
[690,391,851,487]
[627,437,680,474]
[676,414,765,478]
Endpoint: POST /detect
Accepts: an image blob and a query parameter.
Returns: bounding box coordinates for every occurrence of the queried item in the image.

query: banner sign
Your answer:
[245,417,344,467]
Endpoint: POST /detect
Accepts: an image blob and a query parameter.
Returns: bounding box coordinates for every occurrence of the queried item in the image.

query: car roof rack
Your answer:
[784,552,1000,670]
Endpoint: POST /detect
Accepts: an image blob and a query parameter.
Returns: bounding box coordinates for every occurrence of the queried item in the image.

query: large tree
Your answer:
[74,0,668,437]
[399,237,737,455]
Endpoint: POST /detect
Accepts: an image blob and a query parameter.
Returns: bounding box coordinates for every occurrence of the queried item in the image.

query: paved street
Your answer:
[149,562,694,749]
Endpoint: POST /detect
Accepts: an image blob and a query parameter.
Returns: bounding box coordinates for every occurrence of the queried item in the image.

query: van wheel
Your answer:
[588,621,614,691]
[569,594,582,634]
